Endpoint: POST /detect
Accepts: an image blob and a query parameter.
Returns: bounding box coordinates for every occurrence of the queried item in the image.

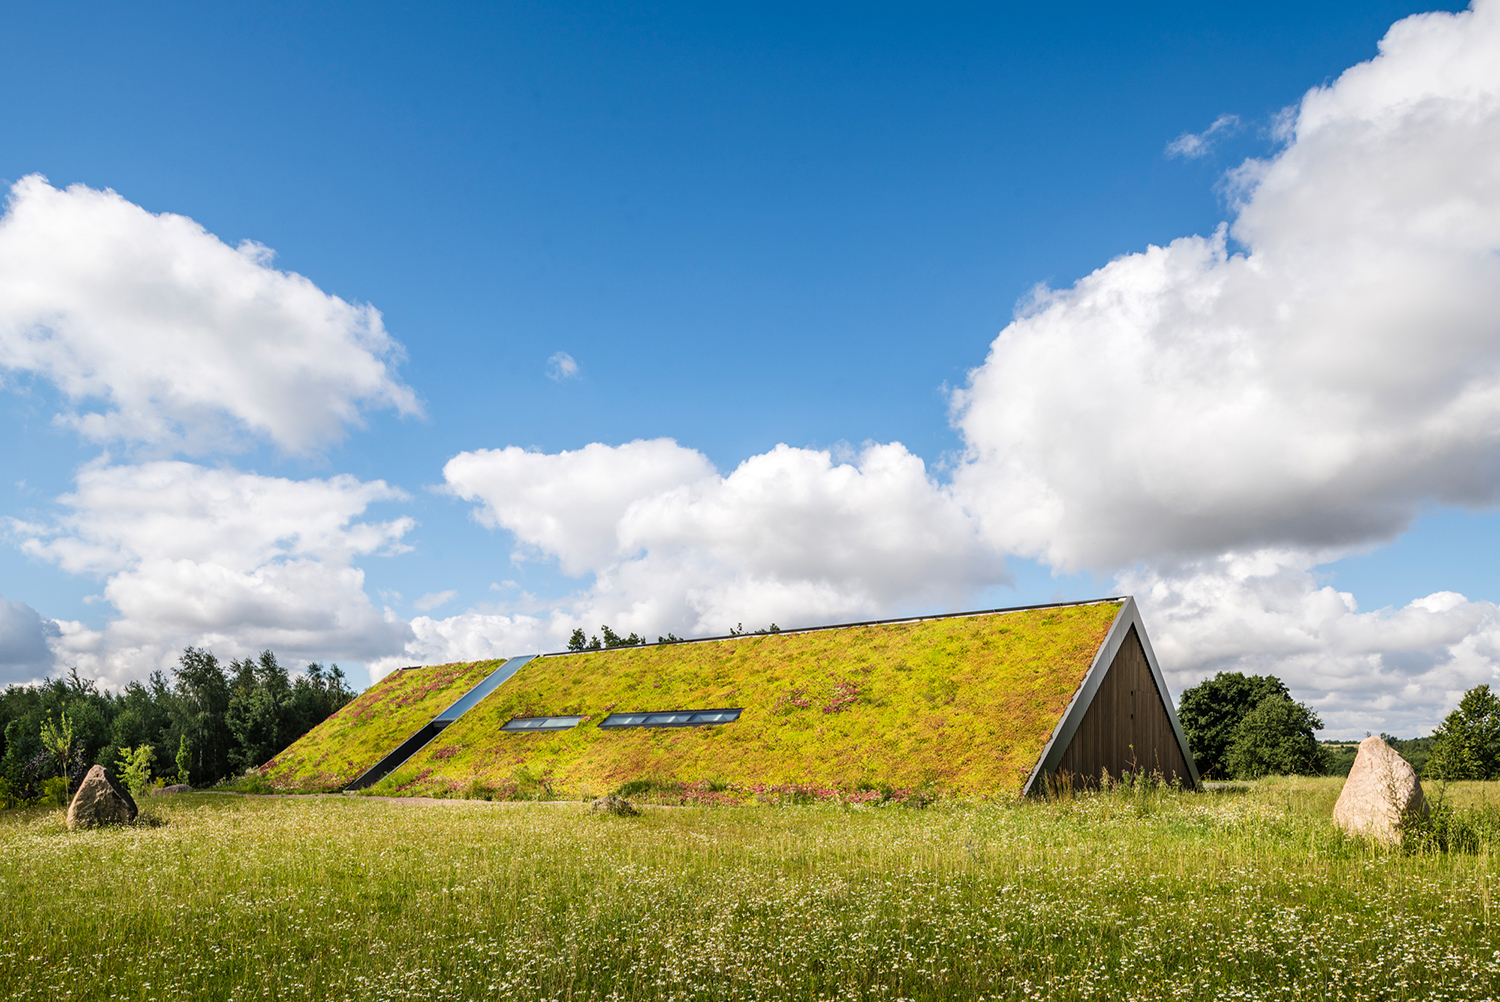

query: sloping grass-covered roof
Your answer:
[263,660,502,792]
[375,601,1122,800]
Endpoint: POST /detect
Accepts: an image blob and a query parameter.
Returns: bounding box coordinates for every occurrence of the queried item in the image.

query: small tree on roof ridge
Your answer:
[600,626,645,648]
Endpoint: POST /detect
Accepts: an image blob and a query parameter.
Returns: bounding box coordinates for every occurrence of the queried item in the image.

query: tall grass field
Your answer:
[4,779,1499,1001]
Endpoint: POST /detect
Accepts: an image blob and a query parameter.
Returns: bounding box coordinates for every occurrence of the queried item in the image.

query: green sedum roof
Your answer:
[262,659,502,792]
[373,601,1123,800]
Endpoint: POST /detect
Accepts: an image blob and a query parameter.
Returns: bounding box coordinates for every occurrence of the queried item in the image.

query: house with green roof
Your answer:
[264,596,1198,799]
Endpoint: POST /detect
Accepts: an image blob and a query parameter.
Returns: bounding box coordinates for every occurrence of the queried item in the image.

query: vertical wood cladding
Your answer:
[1055,626,1193,786]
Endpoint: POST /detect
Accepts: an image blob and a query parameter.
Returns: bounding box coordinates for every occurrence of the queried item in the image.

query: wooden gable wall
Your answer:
[1054,625,1194,786]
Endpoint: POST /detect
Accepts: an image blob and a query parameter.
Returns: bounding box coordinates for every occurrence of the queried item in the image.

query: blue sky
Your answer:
[2,1,1497,737]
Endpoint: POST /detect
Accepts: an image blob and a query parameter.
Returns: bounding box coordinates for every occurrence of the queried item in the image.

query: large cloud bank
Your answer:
[953,0,1500,571]
[0,175,420,453]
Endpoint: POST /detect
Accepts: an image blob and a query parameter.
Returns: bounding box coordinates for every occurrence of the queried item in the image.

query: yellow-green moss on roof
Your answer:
[262,659,502,792]
[376,601,1122,800]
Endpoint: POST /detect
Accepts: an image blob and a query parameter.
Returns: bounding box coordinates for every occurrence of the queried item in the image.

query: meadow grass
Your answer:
[3,778,1498,1001]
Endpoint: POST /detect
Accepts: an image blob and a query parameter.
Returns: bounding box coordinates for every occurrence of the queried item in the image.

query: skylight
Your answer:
[598,708,742,728]
[501,715,584,732]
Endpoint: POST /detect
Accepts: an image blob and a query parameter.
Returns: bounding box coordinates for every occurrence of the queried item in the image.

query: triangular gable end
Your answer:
[1022,597,1200,794]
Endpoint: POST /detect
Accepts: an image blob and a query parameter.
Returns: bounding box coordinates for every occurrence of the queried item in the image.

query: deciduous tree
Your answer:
[1225,696,1329,779]
[1177,672,1292,778]
[1427,685,1500,780]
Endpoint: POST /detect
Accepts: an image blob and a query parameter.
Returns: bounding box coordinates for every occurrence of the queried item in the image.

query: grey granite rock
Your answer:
[150,784,193,796]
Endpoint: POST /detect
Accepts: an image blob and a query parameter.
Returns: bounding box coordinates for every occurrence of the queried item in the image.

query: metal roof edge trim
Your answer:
[1134,614,1202,789]
[1021,598,1134,797]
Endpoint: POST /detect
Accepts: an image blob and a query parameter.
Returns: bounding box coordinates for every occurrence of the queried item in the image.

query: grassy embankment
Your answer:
[370,602,1122,800]
[260,660,501,792]
[4,778,1499,1001]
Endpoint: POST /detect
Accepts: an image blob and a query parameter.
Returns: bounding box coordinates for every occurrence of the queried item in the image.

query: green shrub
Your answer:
[1400,791,1500,854]
[466,778,497,801]
[509,765,554,801]
[0,776,36,809]
[611,777,689,803]
[132,803,169,828]
[41,776,69,807]
[175,735,192,786]
[612,776,744,805]
[39,711,75,787]
[217,772,274,795]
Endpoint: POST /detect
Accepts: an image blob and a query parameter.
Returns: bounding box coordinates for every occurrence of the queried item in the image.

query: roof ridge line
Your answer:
[536,596,1130,658]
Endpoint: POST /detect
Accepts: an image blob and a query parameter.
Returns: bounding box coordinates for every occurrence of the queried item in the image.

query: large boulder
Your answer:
[1333,736,1426,844]
[66,765,138,830]
[590,795,639,817]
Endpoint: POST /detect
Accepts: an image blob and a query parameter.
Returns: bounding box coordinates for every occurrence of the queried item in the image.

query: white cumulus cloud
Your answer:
[445,439,719,576]
[369,611,557,679]
[10,461,414,683]
[954,0,1500,574]
[404,438,1005,664]
[0,175,421,453]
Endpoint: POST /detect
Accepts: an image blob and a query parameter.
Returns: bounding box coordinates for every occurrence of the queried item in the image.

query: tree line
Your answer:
[1178,671,1500,781]
[0,648,354,804]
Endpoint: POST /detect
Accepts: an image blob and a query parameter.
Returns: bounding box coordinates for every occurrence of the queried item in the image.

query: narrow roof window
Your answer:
[501,715,584,732]
[598,708,742,729]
